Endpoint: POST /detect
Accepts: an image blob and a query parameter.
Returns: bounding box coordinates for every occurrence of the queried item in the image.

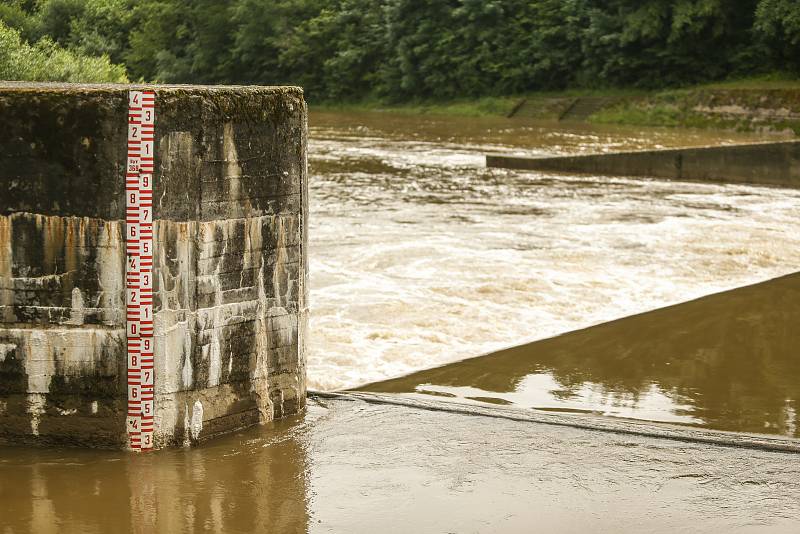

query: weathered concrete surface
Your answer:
[487,140,800,187]
[0,83,308,449]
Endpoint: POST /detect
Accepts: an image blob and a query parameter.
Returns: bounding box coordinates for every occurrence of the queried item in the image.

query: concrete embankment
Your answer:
[0,83,308,449]
[487,140,800,187]
[507,95,629,121]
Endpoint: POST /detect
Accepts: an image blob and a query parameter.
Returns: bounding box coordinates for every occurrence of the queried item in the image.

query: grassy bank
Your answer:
[313,77,800,134]
[591,77,800,134]
[313,96,523,118]
[312,88,642,119]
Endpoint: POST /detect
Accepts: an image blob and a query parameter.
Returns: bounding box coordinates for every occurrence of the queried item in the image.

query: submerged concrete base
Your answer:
[0,83,308,449]
[487,140,800,187]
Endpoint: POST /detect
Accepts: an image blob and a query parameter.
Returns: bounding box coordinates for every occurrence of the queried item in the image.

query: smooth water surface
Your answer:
[2,399,799,533]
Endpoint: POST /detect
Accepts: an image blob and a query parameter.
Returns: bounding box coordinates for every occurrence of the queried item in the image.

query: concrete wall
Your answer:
[486,140,800,187]
[0,83,308,449]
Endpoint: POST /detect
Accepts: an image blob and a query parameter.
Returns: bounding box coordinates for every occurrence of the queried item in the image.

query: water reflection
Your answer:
[0,415,309,533]
[3,399,798,533]
[359,273,800,438]
[311,110,785,159]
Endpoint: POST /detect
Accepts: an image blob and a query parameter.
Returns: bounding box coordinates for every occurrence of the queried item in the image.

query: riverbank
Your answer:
[312,89,638,119]
[313,77,800,134]
[593,78,800,134]
[313,95,524,118]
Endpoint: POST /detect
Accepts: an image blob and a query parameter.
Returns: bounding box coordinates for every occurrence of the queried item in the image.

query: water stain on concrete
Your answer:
[0,84,308,449]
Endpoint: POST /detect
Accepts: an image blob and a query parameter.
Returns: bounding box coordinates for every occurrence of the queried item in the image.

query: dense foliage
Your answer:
[0,19,127,82]
[1,0,799,99]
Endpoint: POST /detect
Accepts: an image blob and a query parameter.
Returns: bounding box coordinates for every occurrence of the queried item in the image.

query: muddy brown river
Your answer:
[2,111,799,533]
[308,112,800,392]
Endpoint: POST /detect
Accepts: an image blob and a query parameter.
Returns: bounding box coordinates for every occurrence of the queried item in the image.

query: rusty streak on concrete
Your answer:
[0,83,308,449]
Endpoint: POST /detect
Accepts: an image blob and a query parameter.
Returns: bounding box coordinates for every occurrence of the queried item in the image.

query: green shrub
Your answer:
[0,20,127,83]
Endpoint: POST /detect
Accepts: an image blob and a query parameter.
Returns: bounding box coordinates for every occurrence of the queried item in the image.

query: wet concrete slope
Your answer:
[360,272,800,438]
[487,140,800,187]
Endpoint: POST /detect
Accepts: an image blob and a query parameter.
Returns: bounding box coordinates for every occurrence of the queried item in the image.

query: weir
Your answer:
[0,83,308,449]
[357,272,800,444]
[487,140,800,187]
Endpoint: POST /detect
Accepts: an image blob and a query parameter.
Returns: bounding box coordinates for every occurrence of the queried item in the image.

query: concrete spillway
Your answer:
[0,83,308,449]
[487,140,800,187]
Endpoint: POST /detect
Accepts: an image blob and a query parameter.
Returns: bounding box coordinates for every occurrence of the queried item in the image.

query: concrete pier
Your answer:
[0,83,308,449]
[487,140,800,187]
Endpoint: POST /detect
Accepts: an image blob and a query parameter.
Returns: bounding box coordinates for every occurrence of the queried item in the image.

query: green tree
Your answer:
[0,19,128,82]
[0,1,37,37]
[580,0,760,88]
[0,0,797,99]
[755,0,800,68]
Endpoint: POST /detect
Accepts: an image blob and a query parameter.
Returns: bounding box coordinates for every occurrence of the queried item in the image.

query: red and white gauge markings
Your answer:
[125,90,156,451]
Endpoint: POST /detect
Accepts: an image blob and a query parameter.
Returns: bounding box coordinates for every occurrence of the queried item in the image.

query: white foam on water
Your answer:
[307,116,800,391]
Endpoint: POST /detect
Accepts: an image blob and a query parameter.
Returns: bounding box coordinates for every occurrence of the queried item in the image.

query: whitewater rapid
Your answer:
[306,112,800,390]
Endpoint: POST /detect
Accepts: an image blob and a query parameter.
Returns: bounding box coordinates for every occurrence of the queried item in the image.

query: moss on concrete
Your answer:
[0,83,308,449]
